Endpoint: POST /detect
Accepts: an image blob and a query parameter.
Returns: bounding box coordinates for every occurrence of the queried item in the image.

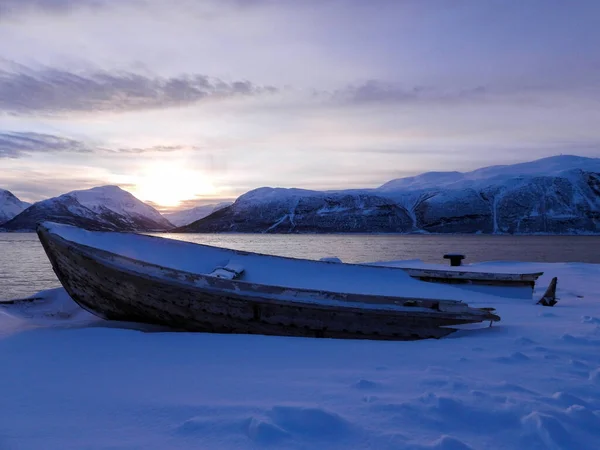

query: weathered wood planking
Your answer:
[401,268,543,289]
[37,224,500,341]
[537,277,558,307]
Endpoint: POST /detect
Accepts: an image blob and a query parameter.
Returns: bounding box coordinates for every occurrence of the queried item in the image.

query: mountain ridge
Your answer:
[164,202,232,227]
[379,155,600,191]
[2,155,599,233]
[0,189,30,224]
[179,156,600,234]
[1,185,174,232]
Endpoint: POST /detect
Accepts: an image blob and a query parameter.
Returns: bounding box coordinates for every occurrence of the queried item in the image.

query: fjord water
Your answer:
[1,232,599,301]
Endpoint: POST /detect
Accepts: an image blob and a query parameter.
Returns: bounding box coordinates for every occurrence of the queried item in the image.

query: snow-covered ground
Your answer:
[1,261,599,449]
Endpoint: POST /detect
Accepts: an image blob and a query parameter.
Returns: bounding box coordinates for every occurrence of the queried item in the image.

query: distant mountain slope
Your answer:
[164,202,232,227]
[0,189,30,224]
[180,156,600,234]
[379,155,600,191]
[402,170,600,234]
[177,188,413,233]
[2,186,174,231]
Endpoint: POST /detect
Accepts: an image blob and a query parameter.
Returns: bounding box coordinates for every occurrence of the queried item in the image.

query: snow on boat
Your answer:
[36,222,500,340]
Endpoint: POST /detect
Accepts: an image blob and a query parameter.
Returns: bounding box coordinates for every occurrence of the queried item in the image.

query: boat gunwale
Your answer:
[399,268,543,282]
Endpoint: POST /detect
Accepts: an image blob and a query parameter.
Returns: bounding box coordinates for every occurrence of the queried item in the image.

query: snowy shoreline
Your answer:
[1,261,600,449]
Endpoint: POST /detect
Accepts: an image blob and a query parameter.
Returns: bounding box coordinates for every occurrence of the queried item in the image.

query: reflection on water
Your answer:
[1,232,599,300]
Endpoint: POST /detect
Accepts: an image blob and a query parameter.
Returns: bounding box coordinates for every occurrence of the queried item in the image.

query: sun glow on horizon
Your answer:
[132,162,217,207]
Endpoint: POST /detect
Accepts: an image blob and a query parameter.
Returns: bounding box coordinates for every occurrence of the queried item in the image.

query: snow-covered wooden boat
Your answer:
[37,222,500,340]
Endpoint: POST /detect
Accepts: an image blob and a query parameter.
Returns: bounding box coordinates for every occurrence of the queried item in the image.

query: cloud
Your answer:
[0,65,278,115]
[0,0,129,17]
[108,145,198,154]
[0,170,116,202]
[0,0,327,17]
[0,131,199,158]
[1,61,588,119]
[330,80,488,105]
[0,131,94,158]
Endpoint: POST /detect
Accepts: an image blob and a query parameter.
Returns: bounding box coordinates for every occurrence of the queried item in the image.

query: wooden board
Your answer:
[401,268,543,288]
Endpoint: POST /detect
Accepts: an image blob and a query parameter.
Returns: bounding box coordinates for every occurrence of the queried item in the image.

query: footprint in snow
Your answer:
[493,352,530,363]
[418,393,521,432]
[570,359,589,369]
[352,379,379,390]
[266,405,355,439]
[548,391,590,408]
[514,337,537,346]
[582,316,600,325]
[564,404,600,429]
[521,411,580,450]
[425,366,453,375]
[561,334,600,346]
[470,390,508,403]
[421,378,449,388]
[422,435,475,450]
[244,417,291,444]
[491,382,540,396]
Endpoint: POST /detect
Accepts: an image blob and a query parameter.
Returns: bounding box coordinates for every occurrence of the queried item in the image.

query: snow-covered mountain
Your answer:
[2,155,598,234]
[2,186,174,232]
[177,187,414,233]
[164,202,232,227]
[180,156,600,234]
[379,155,600,191]
[0,189,30,224]
[388,170,599,234]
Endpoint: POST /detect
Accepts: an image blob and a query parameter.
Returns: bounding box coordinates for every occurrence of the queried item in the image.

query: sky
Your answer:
[1,0,599,211]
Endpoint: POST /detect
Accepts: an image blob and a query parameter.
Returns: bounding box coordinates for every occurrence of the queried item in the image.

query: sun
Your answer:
[133,162,216,208]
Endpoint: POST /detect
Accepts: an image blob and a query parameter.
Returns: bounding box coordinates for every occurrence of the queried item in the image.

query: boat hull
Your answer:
[37,224,499,340]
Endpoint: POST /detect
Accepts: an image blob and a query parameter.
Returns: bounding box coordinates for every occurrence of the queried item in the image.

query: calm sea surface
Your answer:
[1,232,599,300]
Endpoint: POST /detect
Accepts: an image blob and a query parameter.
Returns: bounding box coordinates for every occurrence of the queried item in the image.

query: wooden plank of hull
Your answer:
[401,268,542,288]
[37,226,499,341]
